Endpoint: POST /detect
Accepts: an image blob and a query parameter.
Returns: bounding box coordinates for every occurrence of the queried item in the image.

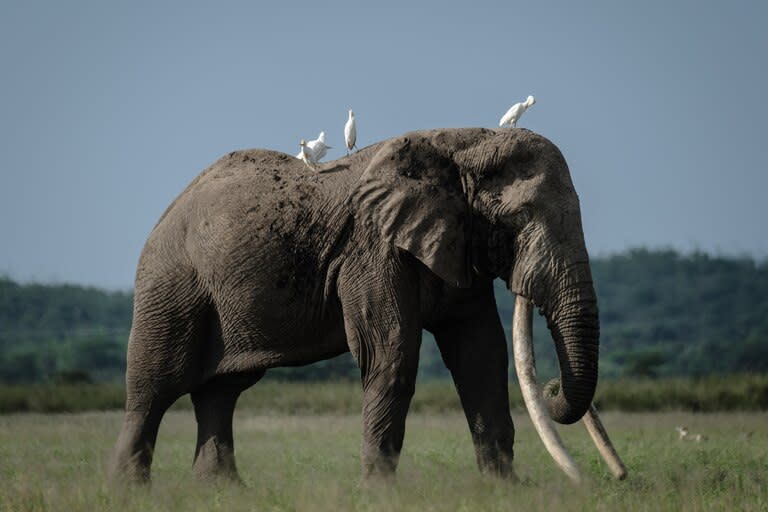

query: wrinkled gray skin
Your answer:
[109,128,599,483]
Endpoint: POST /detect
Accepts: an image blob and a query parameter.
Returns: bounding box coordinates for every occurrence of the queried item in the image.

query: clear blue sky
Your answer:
[1,1,766,289]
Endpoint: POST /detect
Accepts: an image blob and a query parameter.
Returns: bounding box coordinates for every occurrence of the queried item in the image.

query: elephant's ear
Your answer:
[350,136,471,287]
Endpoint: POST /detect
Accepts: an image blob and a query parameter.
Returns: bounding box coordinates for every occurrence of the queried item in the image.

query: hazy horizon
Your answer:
[2,1,766,289]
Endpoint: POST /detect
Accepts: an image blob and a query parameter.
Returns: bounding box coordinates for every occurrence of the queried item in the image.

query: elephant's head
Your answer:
[353,128,597,422]
[352,128,624,480]
[455,129,599,426]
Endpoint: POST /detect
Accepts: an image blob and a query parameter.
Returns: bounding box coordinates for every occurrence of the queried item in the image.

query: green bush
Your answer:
[0,383,125,414]
[1,375,766,415]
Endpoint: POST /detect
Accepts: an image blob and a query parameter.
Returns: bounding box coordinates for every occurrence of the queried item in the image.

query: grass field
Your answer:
[1,407,767,511]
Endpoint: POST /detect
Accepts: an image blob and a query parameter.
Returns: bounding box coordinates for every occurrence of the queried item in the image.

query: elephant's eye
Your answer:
[499,156,536,182]
[515,150,534,165]
[513,156,536,180]
[511,204,533,226]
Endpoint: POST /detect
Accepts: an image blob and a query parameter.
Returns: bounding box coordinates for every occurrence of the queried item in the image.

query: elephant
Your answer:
[109,127,624,484]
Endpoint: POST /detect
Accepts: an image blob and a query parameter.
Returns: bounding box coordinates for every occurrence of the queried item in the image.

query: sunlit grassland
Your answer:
[1,406,767,511]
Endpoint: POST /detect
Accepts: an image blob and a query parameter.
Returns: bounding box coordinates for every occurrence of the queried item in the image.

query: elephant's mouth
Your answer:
[512,295,627,482]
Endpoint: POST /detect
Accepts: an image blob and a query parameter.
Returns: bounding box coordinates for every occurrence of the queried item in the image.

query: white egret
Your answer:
[499,95,536,128]
[344,109,357,155]
[307,131,331,161]
[295,131,332,162]
[298,139,317,171]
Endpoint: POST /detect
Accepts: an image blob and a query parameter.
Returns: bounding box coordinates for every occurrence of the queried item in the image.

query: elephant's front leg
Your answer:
[339,255,422,480]
[358,334,421,478]
[433,287,516,479]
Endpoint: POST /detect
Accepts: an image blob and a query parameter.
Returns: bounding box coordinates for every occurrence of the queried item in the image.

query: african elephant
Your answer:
[109,127,622,484]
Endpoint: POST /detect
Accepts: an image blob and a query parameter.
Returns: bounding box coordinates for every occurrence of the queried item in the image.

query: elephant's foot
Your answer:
[192,437,242,483]
[478,454,518,481]
[475,438,517,481]
[108,450,152,486]
[360,447,400,483]
[109,409,166,485]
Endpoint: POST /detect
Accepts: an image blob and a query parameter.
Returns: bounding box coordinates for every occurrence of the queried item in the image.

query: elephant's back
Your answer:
[144,148,360,289]
[153,149,358,236]
[153,150,315,226]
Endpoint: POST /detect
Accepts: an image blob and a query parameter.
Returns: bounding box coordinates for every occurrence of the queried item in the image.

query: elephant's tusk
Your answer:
[582,404,628,480]
[512,296,583,484]
[512,295,628,482]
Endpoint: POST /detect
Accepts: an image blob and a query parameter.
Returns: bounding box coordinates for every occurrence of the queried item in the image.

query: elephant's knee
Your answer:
[362,352,418,396]
[389,370,417,400]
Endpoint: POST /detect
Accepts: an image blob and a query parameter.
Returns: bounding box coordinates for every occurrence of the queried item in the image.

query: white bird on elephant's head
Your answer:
[499,95,536,128]
[344,109,357,155]
[298,139,317,171]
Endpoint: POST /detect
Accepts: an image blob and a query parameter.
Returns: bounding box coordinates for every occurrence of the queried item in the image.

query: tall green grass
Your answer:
[1,410,767,511]
[1,374,767,414]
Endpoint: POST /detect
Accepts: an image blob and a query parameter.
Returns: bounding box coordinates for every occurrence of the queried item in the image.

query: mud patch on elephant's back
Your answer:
[260,196,350,315]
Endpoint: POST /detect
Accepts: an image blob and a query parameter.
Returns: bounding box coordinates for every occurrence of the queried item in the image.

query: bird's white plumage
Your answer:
[499,95,536,128]
[308,131,331,161]
[295,131,332,162]
[298,139,317,170]
[344,109,357,154]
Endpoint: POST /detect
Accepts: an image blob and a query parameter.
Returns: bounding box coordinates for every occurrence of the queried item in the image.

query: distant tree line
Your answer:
[0,279,131,384]
[1,248,767,384]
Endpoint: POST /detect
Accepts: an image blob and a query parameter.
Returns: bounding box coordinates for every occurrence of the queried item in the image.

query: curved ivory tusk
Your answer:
[512,295,629,482]
[512,296,583,484]
[583,405,628,480]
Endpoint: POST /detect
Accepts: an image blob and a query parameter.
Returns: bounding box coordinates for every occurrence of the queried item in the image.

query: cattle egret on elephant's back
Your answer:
[499,95,536,128]
[344,109,357,155]
[298,139,317,171]
[308,131,331,161]
[295,131,332,162]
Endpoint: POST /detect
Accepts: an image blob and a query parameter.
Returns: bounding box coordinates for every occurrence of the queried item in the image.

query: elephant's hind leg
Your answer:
[191,371,265,482]
[110,274,211,484]
[110,331,193,484]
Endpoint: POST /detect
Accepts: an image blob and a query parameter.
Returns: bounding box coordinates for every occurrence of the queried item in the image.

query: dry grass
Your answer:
[1,408,767,511]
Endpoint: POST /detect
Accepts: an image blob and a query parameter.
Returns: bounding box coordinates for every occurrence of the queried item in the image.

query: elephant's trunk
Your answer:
[540,275,599,424]
[510,250,599,425]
